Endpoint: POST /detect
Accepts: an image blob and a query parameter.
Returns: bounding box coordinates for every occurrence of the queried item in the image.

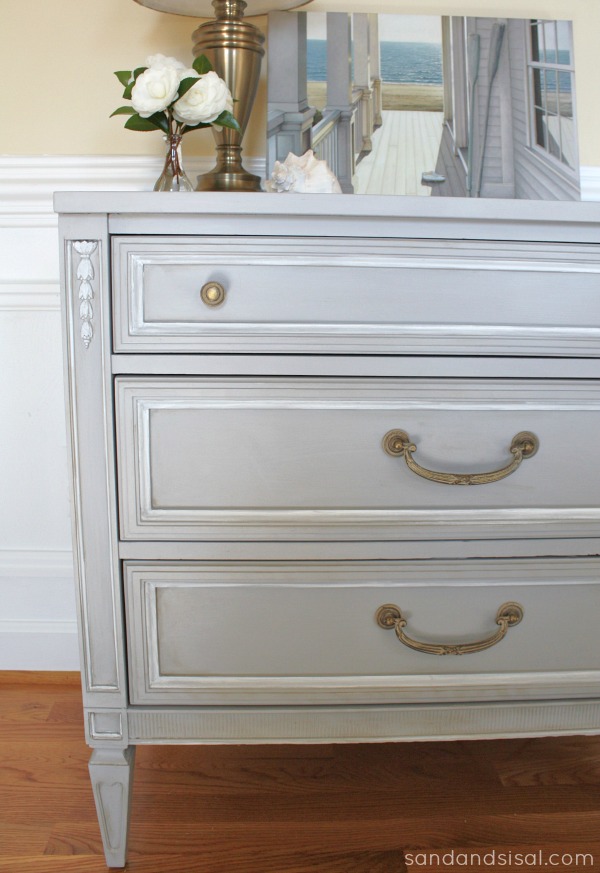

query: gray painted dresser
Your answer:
[55,192,600,867]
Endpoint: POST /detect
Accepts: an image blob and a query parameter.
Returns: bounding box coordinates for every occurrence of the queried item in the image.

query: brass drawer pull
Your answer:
[382,430,538,485]
[200,281,226,307]
[376,602,524,656]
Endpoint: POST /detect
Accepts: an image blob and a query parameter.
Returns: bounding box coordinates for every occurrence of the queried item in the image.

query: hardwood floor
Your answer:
[1,673,600,871]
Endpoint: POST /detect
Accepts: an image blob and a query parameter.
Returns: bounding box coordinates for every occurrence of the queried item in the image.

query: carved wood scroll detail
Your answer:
[73,241,98,348]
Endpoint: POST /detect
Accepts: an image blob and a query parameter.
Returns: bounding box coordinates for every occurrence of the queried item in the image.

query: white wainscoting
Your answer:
[0,156,598,671]
[581,166,600,201]
[0,550,77,669]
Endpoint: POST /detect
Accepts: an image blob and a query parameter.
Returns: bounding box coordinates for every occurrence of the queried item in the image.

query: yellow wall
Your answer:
[1,0,599,165]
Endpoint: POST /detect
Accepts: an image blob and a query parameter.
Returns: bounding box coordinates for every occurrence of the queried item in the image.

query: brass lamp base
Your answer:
[192,0,265,192]
[133,0,312,190]
[195,146,262,191]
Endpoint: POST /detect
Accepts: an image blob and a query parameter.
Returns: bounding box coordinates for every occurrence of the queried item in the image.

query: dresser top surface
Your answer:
[54,192,600,243]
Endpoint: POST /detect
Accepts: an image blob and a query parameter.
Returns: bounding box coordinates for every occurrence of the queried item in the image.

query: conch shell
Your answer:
[266,150,342,194]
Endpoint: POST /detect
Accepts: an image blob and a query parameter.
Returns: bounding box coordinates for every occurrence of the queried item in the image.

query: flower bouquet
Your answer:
[111,53,240,191]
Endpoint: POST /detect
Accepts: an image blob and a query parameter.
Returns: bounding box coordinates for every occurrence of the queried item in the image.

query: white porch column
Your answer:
[267,11,316,169]
[325,12,355,192]
[353,13,373,154]
[369,13,383,127]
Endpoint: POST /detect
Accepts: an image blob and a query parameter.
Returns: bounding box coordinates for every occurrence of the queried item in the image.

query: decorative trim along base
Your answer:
[128,699,600,743]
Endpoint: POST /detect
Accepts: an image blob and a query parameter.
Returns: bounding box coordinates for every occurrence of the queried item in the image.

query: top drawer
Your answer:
[111,236,600,356]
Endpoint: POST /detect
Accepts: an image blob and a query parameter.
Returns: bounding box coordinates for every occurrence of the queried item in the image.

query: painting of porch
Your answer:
[306,78,445,196]
[267,13,580,200]
[267,12,445,196]
[353,109,443,196]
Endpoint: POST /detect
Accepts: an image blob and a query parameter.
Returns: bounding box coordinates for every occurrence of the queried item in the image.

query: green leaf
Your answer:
[213,110,240,132]
[114,70,132,87]
[147,111,170,134]
[122,68,148,99]
[192,54,213,75]
[180,122,211,133]
[110,106,136,117]
[124,113,163,132]
[177,76,199,99]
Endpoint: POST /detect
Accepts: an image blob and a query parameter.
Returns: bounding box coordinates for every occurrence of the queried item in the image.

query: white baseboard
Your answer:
[0,549,79,670]
[0,625,79,670]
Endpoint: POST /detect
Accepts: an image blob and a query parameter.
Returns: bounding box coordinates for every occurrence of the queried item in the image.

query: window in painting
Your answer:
[528,19,576,170]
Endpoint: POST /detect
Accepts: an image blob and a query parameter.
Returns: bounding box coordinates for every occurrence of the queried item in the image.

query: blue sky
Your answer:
[307,13,442,43]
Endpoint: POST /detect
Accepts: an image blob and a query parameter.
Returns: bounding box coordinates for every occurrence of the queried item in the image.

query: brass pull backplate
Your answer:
[382,429,538,485]
[200,281,226,307]
[376,602,524,656]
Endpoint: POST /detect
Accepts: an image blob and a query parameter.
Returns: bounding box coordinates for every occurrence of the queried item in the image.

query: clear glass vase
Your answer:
[154,133,193,192]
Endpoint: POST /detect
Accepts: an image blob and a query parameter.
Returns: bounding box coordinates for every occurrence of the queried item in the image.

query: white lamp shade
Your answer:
[133,0,312,17]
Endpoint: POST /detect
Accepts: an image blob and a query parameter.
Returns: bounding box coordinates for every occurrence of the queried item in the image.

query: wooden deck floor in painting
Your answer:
[353,111,444,197]
[1,673,600,872]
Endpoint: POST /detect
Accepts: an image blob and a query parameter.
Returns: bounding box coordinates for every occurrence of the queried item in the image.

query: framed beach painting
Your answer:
[266,14,579,199]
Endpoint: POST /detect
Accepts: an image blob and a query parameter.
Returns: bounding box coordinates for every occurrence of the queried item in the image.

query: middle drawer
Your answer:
[115,376,600,542]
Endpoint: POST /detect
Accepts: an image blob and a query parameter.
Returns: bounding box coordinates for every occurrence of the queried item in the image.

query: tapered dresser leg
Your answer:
[89,746,136,868]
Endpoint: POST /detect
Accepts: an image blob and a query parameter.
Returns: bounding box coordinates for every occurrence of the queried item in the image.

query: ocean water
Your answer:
[307,39,443,84]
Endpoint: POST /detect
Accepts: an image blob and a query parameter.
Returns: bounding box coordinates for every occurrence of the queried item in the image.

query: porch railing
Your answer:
[311,110,341,177]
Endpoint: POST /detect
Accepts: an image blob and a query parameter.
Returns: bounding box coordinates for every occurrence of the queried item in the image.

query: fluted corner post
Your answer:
[353,13,374,154]
[89,747,136,868]
[267,11,316,168]
[369,13,383,128]
[325,12,355,192]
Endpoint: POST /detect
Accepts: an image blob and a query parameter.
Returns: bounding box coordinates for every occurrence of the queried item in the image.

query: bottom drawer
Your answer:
[124,558,600,705]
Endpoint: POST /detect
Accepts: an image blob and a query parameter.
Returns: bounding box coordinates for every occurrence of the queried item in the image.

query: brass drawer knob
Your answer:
[376,602,524,656]
[200,281,226,307]
[382,429,538,486]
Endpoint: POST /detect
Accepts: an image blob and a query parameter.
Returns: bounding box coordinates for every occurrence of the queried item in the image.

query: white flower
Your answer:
[178,67,198,80]
[131,64,181,117]
[172,71,233,125]
[146,53,186,71]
